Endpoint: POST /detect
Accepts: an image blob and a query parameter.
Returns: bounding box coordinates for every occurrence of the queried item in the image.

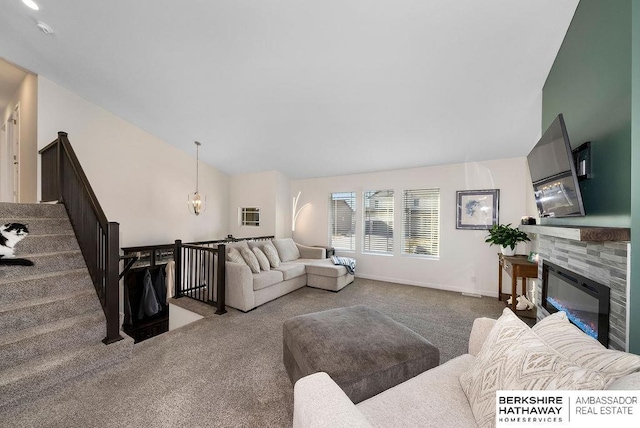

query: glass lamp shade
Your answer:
[188,191,206,216]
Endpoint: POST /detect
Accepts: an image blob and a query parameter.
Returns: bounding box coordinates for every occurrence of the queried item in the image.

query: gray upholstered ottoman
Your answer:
[283,305,439,403]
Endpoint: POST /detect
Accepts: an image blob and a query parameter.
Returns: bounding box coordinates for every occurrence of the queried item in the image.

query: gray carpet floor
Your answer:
[0,278,506,427]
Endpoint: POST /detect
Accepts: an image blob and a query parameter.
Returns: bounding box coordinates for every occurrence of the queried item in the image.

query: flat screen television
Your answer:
[527,114,585,218]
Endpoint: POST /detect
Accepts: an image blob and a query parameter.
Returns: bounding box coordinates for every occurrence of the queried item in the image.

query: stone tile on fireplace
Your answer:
[533,234,630,351]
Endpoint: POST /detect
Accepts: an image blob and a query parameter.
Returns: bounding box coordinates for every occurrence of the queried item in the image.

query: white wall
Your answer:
[275,170,292,238]
[3,73,37,203]
[37,77,228,247]
[291,158,534,297]
[228,170,291,239]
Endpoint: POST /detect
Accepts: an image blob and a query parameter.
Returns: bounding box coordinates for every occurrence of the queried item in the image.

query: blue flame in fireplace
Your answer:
[547,297,598,340]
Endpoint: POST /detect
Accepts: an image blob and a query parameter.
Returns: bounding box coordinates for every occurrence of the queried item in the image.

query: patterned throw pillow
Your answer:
[459,308,606,428]
[533,311,640,385]
[240,247,260,274]
[227,247,247,266]
[252,247,270,271]
[262,241,281,268]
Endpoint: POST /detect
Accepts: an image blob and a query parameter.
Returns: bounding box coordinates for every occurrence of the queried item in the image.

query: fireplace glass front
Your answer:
[542,261,610,347]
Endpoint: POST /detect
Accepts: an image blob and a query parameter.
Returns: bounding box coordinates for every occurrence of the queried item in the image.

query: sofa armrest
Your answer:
[294,372,373,428]
[468,317,496,356]
[224,262,255,312]
[296,243,325,259]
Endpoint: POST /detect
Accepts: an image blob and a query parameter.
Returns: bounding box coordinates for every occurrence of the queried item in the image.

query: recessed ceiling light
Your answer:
[21,0,40,11]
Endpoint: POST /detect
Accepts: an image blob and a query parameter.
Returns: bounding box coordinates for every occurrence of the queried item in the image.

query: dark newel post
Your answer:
[57,131,67,203]
[174,240,183,298]
[103,222,123,344]
[215,244,227,315]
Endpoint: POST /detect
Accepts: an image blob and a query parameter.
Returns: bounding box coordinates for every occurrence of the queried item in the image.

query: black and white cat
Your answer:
[0,223,34,266]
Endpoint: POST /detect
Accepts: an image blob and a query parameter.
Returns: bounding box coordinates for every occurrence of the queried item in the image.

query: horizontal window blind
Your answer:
[402,188,440,257]
[329,192,356,250]
[363,190,394,254]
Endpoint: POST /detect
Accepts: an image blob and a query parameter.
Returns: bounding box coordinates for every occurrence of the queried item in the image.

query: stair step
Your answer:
[0,203,67,219]
[0,251,86,281]
[0,269,92,302]
[0,310,105,371]
[0,289,101,334]
[14,233,79,256]
[0,217,73,236]
[0,334,134,408]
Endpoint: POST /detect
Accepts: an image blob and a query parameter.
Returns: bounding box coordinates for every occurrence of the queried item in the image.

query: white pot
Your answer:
[501,245,516,256]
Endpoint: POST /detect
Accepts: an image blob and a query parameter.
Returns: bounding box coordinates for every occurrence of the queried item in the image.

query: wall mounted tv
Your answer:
[527,114,585,218]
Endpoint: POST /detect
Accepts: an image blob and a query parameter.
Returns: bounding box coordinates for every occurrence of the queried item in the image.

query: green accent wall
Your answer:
[543,0,640,353]
[542,0,631,228]
[630,0,640,354]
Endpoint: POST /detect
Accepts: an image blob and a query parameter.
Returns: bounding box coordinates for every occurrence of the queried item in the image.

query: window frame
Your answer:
[401,188,440,259]
[362,190,394,255]
[239,207,260,227]
[328,192,357,251]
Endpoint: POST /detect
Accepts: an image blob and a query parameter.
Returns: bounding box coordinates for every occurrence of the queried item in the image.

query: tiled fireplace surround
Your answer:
[529,231,630,351]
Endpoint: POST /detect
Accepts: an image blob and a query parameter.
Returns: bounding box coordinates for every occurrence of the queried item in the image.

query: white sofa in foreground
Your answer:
[225,238,354,312]
[294,308,640,428]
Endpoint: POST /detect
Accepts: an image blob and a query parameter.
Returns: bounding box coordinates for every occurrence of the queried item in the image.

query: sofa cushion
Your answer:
[274,262,306,281]
[261,241,281,268]
[252,247,270,271]
[240,247,260,273]
[272,238,301,262]
[358,354,477,428]
[533,311,640,385]
[252,270,284,291]
[227,247,247,265]
[302,259,347,277]
[460,308,606,428]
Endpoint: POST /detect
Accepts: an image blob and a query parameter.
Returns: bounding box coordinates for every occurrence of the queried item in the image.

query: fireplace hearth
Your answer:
[542,261,610,347]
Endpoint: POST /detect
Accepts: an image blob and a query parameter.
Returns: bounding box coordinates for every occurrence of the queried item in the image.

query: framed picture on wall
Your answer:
[456,189,499,230]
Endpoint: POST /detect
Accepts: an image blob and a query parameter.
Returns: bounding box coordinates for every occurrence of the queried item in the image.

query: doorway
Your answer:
[0,104,19,203]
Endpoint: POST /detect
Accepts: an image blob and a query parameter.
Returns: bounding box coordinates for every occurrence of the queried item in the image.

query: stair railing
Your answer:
[39,131,123,344]
[174,240,227,314]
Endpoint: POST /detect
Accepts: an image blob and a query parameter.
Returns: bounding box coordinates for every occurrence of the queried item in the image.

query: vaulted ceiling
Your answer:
[0,0,578,178]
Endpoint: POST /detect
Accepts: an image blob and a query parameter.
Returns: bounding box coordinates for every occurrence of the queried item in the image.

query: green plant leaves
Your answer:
[485,223,530,250]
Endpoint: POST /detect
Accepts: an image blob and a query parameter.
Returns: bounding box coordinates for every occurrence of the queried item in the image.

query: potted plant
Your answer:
[485,223,530,256]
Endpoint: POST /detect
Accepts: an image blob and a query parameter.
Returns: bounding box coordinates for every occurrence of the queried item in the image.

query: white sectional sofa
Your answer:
[293,308,640,427]
[224,238,354,312]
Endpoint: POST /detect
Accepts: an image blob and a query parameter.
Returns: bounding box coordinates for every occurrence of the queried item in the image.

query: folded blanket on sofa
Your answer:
[331,256,356,274]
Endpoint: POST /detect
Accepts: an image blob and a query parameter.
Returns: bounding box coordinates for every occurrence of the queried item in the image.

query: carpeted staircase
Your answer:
[0,202,133,408]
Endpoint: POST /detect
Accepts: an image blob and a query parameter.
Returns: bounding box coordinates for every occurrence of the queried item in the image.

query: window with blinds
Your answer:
[363,190,394,254]
[402,188,440,257]
[329,192,356,250]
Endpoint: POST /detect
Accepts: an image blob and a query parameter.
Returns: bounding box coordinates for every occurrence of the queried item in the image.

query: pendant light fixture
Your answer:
[188,141,206,215]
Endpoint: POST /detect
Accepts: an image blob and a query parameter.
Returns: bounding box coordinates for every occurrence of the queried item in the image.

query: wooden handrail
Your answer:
[39,132,109,227]
[39,132,123,345]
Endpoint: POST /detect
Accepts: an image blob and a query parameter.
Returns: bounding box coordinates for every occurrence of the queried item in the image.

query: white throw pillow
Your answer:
[240,247,260,273]
[261,241,281,268]
[460,308,606,428]
[272,238,301,262]
[252,247,270,271]
[227,247,247,266]
[533,311,640,385]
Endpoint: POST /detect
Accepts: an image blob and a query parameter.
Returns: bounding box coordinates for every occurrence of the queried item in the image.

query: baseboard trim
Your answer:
[354,273,498,298]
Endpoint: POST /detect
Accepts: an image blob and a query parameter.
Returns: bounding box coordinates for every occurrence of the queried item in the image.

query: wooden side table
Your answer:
[498,254,538,316]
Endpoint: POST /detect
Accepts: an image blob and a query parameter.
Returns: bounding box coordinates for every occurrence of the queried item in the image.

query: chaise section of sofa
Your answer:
[224,238,354,312]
